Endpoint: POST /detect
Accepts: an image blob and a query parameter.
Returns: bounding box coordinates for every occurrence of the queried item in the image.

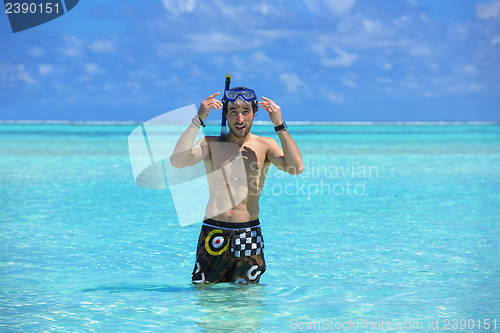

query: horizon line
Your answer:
[0,120,499,126]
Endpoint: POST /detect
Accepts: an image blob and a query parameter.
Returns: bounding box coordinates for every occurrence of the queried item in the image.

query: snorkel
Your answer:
[221,74,231,142]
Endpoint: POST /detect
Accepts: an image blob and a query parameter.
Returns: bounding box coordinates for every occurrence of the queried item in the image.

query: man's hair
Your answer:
[222,86,258,116]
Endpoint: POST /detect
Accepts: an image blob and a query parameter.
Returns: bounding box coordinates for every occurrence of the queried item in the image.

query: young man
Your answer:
[170,88,304,283]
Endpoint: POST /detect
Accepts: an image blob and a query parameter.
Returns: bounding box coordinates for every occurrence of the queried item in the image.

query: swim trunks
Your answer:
[192,219,266,283]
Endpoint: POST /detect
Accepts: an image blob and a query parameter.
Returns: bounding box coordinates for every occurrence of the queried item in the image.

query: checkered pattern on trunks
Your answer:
[230,228,264,257]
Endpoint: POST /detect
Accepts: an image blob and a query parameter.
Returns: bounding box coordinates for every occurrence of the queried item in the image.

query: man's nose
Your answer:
[237,113,244,122]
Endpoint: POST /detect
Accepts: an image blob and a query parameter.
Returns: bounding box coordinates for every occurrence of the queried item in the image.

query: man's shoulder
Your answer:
[255,135,278,147]
[252,135,280,156]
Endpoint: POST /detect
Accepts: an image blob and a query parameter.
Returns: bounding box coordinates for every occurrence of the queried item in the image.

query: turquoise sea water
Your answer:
[1,123,499,332]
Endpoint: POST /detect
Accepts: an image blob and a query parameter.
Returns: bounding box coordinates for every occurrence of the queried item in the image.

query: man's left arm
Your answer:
[259,97,305,175]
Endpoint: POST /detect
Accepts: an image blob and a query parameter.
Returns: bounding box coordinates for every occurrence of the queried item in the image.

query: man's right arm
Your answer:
[169,123,207,168]
[170,92,222,169]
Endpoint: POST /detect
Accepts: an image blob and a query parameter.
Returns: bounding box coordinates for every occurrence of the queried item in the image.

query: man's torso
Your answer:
[202,134,272,222]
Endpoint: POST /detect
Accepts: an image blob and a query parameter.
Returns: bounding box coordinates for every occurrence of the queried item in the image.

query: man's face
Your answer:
[226,99,255,138]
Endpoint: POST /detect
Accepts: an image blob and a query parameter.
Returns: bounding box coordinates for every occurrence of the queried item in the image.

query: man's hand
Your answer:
[258,96,283,126]
[198,92,223,121]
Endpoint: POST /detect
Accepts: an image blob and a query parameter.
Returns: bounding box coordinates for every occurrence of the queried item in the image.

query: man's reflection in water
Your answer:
[193,284,264,331]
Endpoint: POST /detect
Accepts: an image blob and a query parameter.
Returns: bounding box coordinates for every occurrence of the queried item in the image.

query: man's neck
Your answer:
[225,132,252,146]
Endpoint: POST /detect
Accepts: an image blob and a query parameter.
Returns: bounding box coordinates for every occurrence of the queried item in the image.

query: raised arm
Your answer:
[259,96,304,175]
[170,92,222,168]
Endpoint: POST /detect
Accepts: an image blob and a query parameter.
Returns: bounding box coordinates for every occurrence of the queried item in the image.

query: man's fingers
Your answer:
[207,92,220,99]
[259,99,276,108]
[262,106,272,114]
[201,93,222,110]
[210,100,222,110]
[258,103,273,111]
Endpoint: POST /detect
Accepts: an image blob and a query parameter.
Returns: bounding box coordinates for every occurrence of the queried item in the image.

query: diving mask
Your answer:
[223,88,257,102]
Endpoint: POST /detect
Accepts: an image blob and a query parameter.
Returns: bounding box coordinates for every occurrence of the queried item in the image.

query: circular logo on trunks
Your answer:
[205,229,229,256]
[212,236,225,249]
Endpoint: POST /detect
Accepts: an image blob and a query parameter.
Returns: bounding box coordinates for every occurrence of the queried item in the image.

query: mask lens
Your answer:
[241,90,255,100]
[225,90,238,100]
[225,89,256,101]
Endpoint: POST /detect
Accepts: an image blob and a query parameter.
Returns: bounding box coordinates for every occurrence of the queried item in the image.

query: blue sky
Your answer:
[1,0,499,122]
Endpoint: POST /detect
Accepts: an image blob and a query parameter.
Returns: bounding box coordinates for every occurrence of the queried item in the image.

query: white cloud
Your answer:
[311,44,327,57]
[39,64,54,75]
[430,78,445,85]
[29,47,45,58]
[321,46,358,67]
[126,81,142,90]
[127,69,147,80]
[18,70,36,85]
[409,46,432,56]
[393,16,411,27]
[158,32,263,55]
[85,64,102,75]
[420,13,431,23]
[265,27,304,37]
[0,63,36,85]
[324,0,356,16]
[189,64,203,77]
[280,72,306,93]
[103,82,115,93]
[315,18,401,50]
[468,83,484,92]
[342,15,383,32]
[401,75,421,90]
[303,0,355,16]
[256,4,271,15]
[162,0,196,16]
[493,36,500,45]
[403,82,421,89]
[61,36,85,58]
[477,0,500,20]
[362,19,384,34]
[341,77,357,87]
[212,3,283,20]
[429,63,440,72]
[88,40,115,53]
[381,62,392,70]
[460,65,477,75]
[422,91,438,98]
[448,83,485,93]
[377,78,391,84]
[448,23,470,41]
[323,89,344,103]
[252,52,273,65]
[408,0,419,6]
[212,0,245,17]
